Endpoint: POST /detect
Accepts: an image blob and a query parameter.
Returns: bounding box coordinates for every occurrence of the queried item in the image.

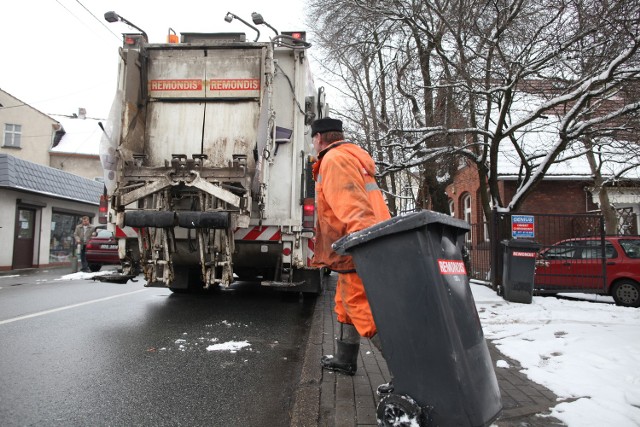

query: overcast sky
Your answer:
[1,0,309,119]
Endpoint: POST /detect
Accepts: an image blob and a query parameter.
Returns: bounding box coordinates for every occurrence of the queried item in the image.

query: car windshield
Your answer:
[619,239,640,259]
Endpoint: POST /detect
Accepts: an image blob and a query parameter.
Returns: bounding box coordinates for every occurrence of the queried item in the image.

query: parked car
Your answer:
[535,236,640,307]
[85,227,120,272]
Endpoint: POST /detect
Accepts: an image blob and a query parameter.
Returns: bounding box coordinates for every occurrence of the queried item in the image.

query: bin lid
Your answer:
[333,210,470,255]
[501,239,541,249]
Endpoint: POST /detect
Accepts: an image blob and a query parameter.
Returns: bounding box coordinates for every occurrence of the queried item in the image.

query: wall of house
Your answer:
[49,154,104,181]
[501,180,599,214]
[0,91,57,167]
[446,164,497,225]
[0,192,17,266]
[446,163,599,222]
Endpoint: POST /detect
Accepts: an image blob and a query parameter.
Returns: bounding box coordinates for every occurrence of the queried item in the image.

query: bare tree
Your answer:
[307,0,640,216]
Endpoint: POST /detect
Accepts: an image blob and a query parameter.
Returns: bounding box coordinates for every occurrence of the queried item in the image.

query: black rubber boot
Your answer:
[321,340,359,375]
[321,323,360,376]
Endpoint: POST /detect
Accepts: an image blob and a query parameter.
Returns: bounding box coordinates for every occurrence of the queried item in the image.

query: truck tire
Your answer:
[169,267,205,294]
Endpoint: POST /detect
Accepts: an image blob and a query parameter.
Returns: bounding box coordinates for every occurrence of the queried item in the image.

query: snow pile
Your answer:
[206,340,251,353]
[471,283,640,426]
[56,270,120,281]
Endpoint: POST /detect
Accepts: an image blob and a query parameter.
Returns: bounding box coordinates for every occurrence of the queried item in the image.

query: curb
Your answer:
[290,292,324,426]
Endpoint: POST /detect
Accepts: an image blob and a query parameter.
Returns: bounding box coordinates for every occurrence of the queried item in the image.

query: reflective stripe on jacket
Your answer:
[312,140,391,271]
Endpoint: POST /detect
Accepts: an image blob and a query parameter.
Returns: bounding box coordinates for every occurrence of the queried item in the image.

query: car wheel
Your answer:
[89,264,101,272]
[611,280,640,308]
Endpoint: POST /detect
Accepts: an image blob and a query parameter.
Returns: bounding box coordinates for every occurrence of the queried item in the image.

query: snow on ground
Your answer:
[56,270,120,281]
[206,340,251,352]
[471,283,640,427]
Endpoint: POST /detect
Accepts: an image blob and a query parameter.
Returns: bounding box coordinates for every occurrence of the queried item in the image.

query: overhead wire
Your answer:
[53,0,121,42]
[73,0,122,41]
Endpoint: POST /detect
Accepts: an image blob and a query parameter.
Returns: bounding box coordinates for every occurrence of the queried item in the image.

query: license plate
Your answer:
[100,244,118,250]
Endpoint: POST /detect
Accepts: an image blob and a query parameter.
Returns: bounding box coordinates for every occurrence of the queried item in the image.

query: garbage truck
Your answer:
[98,12,327,293]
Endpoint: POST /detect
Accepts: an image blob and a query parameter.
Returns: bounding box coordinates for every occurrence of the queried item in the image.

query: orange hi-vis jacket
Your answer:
[312,141,391,272]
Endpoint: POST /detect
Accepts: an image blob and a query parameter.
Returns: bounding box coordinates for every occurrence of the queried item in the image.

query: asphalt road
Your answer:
[0,268,315,426]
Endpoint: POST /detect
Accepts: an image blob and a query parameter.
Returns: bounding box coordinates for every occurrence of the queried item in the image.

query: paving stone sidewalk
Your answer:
[291,274,566,426]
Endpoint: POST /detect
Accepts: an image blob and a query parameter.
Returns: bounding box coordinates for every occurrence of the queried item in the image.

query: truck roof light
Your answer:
[167,28,179,44]
[224,11,260,42]
[104,11,148,42]
[282,31,306,42]
[251,12,279,36]
[276,32,311,49]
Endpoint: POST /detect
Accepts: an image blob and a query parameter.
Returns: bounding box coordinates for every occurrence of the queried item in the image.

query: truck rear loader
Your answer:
[99,12,327,293]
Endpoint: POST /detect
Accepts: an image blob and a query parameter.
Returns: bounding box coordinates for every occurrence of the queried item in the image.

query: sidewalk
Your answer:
[291,274,566,426]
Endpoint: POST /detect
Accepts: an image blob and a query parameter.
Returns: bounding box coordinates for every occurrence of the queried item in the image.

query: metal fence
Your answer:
[464,212,608,294]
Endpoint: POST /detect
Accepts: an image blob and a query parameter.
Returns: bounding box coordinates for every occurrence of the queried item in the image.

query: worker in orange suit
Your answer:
[311,117,393,394]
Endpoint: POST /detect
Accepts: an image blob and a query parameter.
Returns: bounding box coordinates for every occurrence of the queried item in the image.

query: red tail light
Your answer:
[302,198,315,230]
[99,194,108,224]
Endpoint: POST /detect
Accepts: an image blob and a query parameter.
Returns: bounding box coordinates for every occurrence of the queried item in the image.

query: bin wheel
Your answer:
[376,394,425,426]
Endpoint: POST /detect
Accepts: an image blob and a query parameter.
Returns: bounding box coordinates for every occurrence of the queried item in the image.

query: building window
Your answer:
[448,200,455,217]
[482,190,492,242]
[462,194,472,242]
[3,124,22,148]
[462,194,472,224]
[49,212,83,263]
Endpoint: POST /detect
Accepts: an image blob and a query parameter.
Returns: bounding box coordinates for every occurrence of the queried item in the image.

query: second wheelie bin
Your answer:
[333,210,502,427]
[501,239,541,304]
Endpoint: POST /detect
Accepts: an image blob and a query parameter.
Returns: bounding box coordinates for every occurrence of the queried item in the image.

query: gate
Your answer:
[465,212,607,295]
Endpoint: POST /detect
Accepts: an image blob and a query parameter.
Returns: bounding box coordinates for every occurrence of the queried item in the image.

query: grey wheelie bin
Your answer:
[333,211,502,427]
[501,239,541,304]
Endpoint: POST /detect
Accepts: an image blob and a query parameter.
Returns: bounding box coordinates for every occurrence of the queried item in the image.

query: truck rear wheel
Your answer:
[169,267,205,293]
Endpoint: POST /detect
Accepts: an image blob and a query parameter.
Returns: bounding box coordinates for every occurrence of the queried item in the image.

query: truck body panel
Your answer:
[101,30,324,293]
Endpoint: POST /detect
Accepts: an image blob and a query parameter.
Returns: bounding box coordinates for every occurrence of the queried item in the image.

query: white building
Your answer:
[0,154,103,270]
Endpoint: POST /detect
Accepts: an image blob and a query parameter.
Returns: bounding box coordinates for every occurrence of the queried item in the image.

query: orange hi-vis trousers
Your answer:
[334,272,377,338]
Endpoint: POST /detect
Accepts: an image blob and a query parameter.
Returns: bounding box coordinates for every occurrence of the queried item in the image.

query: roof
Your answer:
[493,92,640,180]
[0,88,57,123]
[0,153,103,204]
[49,114,104,156]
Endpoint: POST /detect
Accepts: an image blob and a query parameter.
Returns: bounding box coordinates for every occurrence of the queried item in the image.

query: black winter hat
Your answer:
[311,117,343,136]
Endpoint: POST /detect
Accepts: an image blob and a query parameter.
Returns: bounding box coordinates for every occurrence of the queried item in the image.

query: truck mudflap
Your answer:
[261,268,323,294]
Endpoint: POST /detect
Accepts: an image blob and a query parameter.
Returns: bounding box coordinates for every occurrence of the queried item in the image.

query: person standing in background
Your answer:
[74,216,93,272]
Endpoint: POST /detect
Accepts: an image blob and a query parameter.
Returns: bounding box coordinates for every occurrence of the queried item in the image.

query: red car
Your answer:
[534,236,640,307]
[85,227,120,272]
